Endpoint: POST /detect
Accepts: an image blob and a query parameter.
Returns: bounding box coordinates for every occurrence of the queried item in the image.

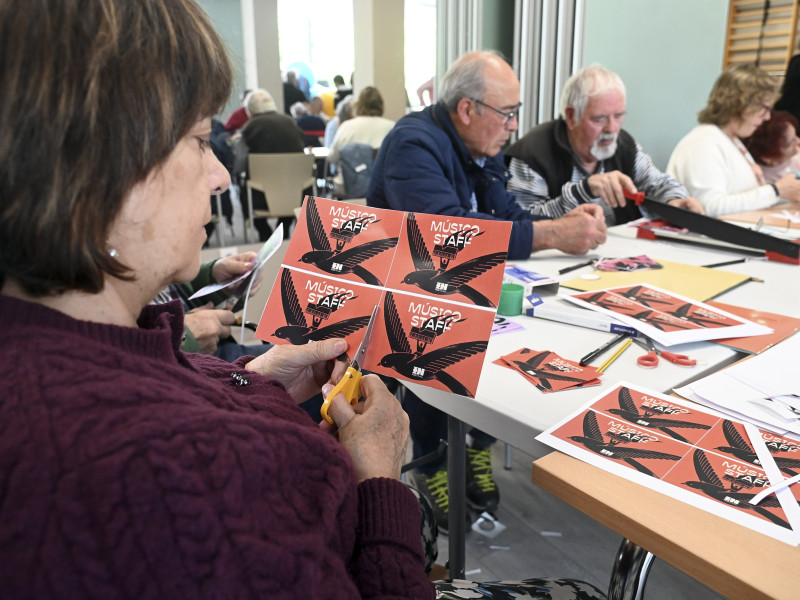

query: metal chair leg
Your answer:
[245,185,253,243]
[607,538,655,600]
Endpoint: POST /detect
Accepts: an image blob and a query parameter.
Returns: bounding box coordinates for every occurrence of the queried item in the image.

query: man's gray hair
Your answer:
[439,50,508,111]
[244,89,276,116]
[290,101,307,118]
[559,64,626,121]
[336,94,355,122]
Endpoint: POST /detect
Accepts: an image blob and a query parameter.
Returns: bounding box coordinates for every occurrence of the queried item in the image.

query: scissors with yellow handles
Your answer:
[320,306,379,425]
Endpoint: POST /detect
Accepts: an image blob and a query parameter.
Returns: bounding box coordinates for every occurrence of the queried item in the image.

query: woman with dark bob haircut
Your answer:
[0,2,610,598]
[668,64,800,217]
[0,0,429,597]
[743,110,800,183]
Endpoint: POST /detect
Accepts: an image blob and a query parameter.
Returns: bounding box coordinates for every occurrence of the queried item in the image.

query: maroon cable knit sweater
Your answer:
[0,295,434,599]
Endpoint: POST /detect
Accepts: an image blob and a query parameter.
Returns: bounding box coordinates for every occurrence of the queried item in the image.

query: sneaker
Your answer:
[410,469,450,533]
[466,447,500,512]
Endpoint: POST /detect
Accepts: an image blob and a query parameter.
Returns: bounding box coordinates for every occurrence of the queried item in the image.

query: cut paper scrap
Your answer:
[563,283,772,347]
[190,223,285,300]
[560,259,750,302]
[494,348,601,393]
[706,300,800,355]
[537,382,800,545]
[491,316,526,337]
[743,421,800,535]
[595,255,663,272]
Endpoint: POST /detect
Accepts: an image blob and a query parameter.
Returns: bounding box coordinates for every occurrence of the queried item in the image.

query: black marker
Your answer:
[558,259,595,275]
[579,332,629,367]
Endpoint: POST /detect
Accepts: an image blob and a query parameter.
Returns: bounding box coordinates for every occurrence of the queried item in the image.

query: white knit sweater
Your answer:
[667,124,779,217]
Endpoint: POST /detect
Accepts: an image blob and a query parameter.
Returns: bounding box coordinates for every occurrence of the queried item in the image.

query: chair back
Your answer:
[247,152,315,218]
[338,142,375,199]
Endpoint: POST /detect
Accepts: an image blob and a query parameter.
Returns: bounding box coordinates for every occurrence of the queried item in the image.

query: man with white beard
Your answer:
[506,64,702,225]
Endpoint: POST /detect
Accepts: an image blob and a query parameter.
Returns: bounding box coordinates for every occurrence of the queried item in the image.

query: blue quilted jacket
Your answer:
[367,103,548,259]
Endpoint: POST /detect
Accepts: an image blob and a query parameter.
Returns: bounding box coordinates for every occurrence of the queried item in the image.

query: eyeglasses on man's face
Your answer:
[472,98,522,125]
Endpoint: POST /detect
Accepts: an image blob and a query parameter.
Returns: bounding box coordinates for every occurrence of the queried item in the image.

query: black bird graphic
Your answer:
[402,212,505,307]
[378,291,486,397]
[582,292,638,314]
[617,285,674,308]
[715,420,800,477]
[667,303,729,328]
[629,309,693,331]
[510,348,589,392]
[272,269,371,344]
[568,411,682,476]
[299,196,398,285]
[606,386,711,443]
[684,449,790,528]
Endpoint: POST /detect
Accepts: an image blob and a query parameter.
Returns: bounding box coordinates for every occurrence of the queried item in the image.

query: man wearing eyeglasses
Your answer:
[506,64,702,224]
[368,50,607,261]
[367,50,607,532]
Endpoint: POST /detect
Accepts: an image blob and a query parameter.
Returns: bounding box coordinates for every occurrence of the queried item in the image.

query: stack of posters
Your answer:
[537,382,800,545]
[255,197,511,398]
[562,283,772,346]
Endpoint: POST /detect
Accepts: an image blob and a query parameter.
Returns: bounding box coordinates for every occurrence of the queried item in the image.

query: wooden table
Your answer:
[531,451,800,600]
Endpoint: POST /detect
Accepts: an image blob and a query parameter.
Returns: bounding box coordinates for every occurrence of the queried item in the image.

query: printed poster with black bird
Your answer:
[384,211,511,308]
[563,283,772,346]
[537,382,800,545]
[282,195,404,286]
[256,197,511,397]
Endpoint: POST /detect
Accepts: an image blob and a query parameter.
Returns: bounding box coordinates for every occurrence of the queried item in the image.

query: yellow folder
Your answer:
[560,260,751,302]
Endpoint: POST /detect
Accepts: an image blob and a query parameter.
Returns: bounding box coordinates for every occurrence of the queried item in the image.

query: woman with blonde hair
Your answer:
[668,63,800,216]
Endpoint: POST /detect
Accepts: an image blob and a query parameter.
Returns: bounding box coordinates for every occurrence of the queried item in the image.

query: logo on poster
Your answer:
[304,279,355,305]
[641,396,689,415]
[429,220,482,247]
[329,205,377,230]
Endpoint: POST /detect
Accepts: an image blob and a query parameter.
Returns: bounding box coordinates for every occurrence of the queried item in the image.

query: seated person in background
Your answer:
[283,69,307,115]
[223,88,251,134]
[668,64,800,217]
[234,88,305,240]
[324,93,354,148]
[333,73,353,108]
[506,64,703,224]
[369,51,607,260]
[153,252,272,362]
[368,49,607,531]
[329,86,395,197]
[0,0,432,597]
[292,100,326,147]
[307,95,330,124]
[743,109,800,183]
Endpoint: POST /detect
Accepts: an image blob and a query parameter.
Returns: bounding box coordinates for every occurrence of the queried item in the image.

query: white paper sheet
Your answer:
[562,283,772,347]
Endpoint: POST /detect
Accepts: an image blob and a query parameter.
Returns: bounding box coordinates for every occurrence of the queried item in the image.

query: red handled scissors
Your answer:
[630,335,696,368]
[320,306,378,425]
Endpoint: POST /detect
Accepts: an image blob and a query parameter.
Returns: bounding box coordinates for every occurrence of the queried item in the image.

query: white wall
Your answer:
[582,0,729,169]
